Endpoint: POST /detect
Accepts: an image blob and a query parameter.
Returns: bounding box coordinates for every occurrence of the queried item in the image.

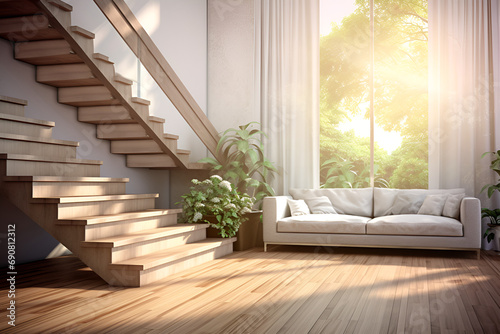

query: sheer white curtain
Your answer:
[257,0,320,196]
[428,0,500,209]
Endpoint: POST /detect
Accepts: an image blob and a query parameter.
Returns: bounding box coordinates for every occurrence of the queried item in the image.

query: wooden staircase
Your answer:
[0,96,235,286]
[0,0,209,169]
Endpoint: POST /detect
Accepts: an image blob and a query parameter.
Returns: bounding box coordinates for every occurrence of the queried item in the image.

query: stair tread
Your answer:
[0,133,79,147]
[0,96,28,106]
[177,149,190,155]
[110,238,236,270]
[148,116,165,123]
[0,113,55,127]
[82,224,209,248]
[69,26,95,39]
[93,53,113,64]
[48,0,73,12]
[0,153,102,165]
[131,97,150,106]
[114,74,133,85]
[32,193,159,204]
[163,133,179,140]
[58,208,182,225]
[3,176,129,183]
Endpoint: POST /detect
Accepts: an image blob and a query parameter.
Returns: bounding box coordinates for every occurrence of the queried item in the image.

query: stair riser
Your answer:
[0,101,24,116]
[127,154,176,168]
[113,80,132,101]
[92,56,115,80]
[0,138,76,159]
[136,243,233,287]
[97,124,148,140]
[85,214,179,240]
[0,119,53,138]
[32,181,127,197]
[4,160,100,177]
[44,2,72,29]
[150,121,163,135]
[111,138,179,155]
[78,106,146,124]
[110,229,207,263]
[36,64,101,87]
[57,198,156,219]
[111,140,163,154]
[70,32,94,55]
[15,39,82,65]
[58,86,118,107]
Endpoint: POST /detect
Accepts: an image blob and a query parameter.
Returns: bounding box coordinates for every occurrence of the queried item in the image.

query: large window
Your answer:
[320,0,428,189]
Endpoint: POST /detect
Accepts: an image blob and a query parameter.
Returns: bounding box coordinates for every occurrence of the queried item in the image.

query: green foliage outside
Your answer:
[320,0,429,189]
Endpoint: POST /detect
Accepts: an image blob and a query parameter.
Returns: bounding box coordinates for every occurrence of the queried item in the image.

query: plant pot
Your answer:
[491,225,500,252]
[204,211,263,251]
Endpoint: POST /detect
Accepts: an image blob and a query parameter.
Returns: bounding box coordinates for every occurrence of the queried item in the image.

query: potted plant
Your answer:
[199,122,278,250]
[200,122,277,207]
[178,175,253,238]
[481,208,500,251]
[480,150,500,251]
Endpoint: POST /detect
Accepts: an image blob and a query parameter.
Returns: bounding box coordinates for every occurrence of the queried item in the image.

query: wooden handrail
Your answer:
[93,0,222,161]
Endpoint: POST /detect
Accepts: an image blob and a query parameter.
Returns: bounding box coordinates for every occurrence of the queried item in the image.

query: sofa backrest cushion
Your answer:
[289,188,374,217]
[373,188,466,217]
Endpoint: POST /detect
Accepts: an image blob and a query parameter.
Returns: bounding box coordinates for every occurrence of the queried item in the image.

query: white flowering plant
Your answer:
[178,175,254,238]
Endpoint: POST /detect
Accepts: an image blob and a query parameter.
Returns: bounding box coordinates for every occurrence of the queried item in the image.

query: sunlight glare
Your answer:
[338,115,403,154]
[320,0,357,36]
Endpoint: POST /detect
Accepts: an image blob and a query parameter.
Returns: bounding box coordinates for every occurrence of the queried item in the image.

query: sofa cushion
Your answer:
[366,214,463,237]
[390,193,426,215]
[289,188,373,217]
[277,214,369,234]
[443,193,465,219]
[374,188,466,217]
[304,196,337,214]
[287,199,311,216]
[418,194,448,216]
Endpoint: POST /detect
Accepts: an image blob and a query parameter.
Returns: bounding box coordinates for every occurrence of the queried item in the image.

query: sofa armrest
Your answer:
[263,196,291,249]
[460,197,481,248]
[263,196,291,222]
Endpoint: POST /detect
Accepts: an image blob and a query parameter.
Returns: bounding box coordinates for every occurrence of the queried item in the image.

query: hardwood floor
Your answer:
[1,246,500,334]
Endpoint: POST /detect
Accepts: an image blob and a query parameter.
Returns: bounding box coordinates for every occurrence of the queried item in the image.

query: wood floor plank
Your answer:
[1,248,500,334]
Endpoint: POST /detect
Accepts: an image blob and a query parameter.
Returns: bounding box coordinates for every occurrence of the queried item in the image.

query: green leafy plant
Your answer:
[199,122,278,208]
[481,208,500,243]
[480,150,500,244]
[320,155,389,188]
[177,175,254,238]
[480,150,500,198]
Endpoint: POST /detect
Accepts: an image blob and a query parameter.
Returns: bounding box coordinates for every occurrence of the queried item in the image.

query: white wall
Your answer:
[207,0,261,131]
[66,0,209,160]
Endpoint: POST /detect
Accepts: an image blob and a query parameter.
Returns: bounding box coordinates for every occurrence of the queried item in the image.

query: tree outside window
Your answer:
[320,0,428,189]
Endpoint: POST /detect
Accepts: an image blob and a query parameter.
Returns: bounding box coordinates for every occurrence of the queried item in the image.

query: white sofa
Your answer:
[263,188,481,258]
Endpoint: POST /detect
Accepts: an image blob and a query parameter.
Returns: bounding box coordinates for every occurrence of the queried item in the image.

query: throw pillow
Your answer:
[442,193,465,219]
[287,199,311,216]
[418,194,448,216]
[304,196,337,214]
[390,193,426,215]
